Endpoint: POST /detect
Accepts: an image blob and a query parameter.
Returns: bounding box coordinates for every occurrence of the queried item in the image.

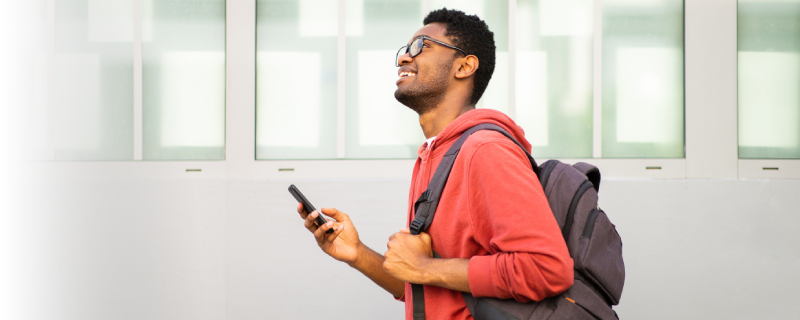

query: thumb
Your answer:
[319,207,348,222]
[399,228,410,234]
[418,232,432,246]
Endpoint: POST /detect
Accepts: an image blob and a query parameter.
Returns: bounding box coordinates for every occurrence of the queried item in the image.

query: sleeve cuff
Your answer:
[468,255,496,298]
[394,287,406,302]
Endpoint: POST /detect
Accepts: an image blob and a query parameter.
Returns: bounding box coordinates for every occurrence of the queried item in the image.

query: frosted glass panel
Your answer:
[2,2,45,161]
[29,0,135,160]
[298,0,364,37]
[601,0,684,158]
[256,0,338,159]
[515,51,548,147]
[143,0,225,160]
[516,0,593,158]
[738,0,800,159]
[615,48,683,144]
[258,52,322,148]
[159,52,225,148]
[433,0,510,113]
[345,0,425,159]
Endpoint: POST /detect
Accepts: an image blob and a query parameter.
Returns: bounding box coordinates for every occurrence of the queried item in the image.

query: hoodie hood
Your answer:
[429,108,532,154]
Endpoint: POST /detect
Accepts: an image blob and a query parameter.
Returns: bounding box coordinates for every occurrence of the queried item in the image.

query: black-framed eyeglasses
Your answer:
[395,35,468,67]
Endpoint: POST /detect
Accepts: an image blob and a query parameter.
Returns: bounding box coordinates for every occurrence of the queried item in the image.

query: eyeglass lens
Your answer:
[395,47,406,66]
[396,37,425,66]
[410,37,424,57]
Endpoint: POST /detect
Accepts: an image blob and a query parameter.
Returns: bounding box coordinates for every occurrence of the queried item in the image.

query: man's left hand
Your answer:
[383,228,433,284]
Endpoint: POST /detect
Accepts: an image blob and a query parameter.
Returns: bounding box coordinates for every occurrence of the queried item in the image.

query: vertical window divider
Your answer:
[133,0,144,161]
[508,0,516,120]
[337,0,347,159]
[592,0,603,159]
[685,0,738,178]
[226,0,256,163]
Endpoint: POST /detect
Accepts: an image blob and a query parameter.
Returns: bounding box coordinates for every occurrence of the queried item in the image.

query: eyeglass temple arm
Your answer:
[423,36,468,55]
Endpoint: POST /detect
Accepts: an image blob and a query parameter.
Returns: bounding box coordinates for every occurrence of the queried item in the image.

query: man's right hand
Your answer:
[298,204,362,265]
[297,204,406,298]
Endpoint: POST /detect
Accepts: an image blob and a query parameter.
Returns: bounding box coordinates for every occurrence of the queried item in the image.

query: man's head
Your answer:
[394,8,496,115]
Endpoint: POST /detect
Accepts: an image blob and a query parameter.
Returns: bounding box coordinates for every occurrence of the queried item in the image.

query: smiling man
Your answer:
[297,8,573,320]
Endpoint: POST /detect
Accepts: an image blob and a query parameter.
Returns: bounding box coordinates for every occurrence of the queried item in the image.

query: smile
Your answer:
[398,71,416,79]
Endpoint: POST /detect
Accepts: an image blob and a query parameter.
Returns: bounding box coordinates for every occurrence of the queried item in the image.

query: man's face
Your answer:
[394,23,457,115]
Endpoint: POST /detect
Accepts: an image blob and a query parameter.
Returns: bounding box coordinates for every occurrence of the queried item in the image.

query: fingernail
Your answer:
[326,221,333,227]
[337,225,343,231]
[311,211,317,218]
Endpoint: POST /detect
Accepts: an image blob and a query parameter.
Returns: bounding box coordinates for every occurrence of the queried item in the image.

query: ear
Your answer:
[454,55,479,79]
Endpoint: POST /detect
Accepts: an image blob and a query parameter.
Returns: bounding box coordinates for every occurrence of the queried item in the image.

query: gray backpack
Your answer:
[409,123,624,320]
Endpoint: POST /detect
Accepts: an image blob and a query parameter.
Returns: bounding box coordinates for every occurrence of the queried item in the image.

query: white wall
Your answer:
[3,174,799,320]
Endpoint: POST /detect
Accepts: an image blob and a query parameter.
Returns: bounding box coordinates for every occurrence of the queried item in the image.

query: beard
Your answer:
[394,59,453,115]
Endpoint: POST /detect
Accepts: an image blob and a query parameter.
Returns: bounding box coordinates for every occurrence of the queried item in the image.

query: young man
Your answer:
[297,8,573,320]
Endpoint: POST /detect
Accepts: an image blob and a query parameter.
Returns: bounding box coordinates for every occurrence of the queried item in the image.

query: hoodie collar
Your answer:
[424,108,532,156]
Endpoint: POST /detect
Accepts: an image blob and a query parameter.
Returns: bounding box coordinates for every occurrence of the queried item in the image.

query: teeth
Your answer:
[399,72,416,78]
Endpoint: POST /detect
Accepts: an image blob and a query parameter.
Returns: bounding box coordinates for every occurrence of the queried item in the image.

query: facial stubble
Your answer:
[394,58,454,115]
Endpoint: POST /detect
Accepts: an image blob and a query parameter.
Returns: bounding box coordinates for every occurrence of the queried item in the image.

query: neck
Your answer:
[419,96,475,139]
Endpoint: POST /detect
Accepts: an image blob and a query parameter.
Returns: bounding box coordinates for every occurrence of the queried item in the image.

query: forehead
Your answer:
[408,23,449,44]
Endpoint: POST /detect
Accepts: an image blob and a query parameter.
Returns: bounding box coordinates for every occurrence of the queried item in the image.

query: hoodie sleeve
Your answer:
[464,137,574,302]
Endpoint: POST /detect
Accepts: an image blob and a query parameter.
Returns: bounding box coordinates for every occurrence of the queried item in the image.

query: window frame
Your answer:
[25,0,800,180]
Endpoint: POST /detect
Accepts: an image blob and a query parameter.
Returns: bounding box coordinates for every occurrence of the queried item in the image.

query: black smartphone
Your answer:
[288,184,333,234]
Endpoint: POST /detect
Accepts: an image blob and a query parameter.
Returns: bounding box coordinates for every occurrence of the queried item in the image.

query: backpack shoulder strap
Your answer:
[409,123,539,320]
[409,123,538,235]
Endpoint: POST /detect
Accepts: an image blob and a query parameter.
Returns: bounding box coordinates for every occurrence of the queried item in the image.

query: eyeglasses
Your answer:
[395,35,468,67]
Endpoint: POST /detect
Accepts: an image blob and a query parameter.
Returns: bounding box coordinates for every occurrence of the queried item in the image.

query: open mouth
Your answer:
[398,71,416,79]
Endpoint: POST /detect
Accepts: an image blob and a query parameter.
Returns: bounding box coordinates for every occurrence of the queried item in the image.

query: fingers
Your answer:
[297,203,308,219]
[388,229,409,245]
[389,230,411,241]
[324,223,345,243]
[302,207,348,246]
[304,210,322,232]
[319,207,349,223]
[418,231,432,246]
[386,231,405,249]
[313,219,337,244]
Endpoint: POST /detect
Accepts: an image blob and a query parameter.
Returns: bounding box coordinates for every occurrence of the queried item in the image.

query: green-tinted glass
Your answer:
[516,0,594,158]
[256,0,339,159]
[345,0,425,159]
[39,0,135,160]
[143,0,226,160]
[601,0,685,158]
[738,0,800,159]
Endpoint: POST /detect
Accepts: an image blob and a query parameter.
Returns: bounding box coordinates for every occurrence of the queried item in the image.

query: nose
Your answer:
[397,50,413,67]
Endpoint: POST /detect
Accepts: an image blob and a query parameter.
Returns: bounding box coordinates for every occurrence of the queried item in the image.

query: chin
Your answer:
[394,89,416,111]
[395,91,434,115]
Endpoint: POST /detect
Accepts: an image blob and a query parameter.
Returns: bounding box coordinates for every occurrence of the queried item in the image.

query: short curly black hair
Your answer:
[423,8,496,105]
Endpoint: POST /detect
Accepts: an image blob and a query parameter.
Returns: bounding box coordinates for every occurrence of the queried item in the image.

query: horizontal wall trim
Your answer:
[22,159,800,180]
[15,158,690,180]
[739,159,800,180]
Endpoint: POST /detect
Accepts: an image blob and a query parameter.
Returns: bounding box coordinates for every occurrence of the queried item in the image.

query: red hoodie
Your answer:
[398,109,573,320]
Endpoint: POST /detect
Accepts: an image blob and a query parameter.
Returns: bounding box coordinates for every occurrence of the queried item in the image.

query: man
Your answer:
[297,8,573,320]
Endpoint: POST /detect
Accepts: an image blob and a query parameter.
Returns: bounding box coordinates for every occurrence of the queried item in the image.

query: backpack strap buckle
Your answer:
[409,219,424,235]
[410,190,432,235]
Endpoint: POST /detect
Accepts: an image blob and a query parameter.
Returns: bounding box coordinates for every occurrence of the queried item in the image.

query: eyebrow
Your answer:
[407,34,431,46]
